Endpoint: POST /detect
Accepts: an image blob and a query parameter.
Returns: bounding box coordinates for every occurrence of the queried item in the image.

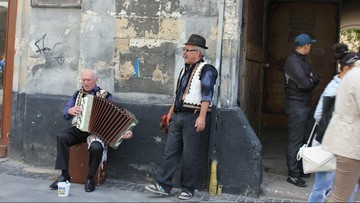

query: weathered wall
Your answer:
[8,0,263,197]
[216,108,262,196]
[13,0,241,105]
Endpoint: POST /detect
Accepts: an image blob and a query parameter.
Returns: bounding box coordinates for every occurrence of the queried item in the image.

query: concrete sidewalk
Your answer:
[0,158,305,202]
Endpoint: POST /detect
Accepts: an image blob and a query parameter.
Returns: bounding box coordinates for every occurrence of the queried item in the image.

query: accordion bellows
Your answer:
[77,95,138,149]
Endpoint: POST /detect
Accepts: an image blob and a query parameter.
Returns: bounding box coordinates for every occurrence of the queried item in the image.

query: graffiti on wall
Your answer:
[35,34,70,64]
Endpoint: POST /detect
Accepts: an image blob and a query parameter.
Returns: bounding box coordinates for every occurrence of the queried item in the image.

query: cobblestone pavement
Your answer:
[0,158,299,202]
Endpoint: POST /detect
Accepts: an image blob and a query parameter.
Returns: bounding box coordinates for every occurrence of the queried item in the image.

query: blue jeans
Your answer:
[308,139,358,202]
[308,171,335,202]
[308,171,358,202]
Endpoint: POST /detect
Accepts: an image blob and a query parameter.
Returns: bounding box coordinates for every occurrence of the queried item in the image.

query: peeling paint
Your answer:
[85,10,98,16]
[152,67,169,84]
[129,39,171,49]
[159,18,183,40]
[15,37,27,56]
[107,10,117,17]
[115,18,137,38]
[94,60,107,70]
[144,30,157,38]
[81,11,102,33]
[156,11,181,18]
[114,38,130,51]
[116,60,135,80]
[223,1,239,40]
[27,56,46,66]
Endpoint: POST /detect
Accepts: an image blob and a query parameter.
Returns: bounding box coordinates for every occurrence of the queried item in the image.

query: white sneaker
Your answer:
[178,191,193,200]
[145,183,170,196]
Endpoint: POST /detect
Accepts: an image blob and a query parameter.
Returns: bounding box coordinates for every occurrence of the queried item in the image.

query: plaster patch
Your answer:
[94,61,107,70]
[164,1,172,12]
[65,57,77,64]
[114,39,130,52]
[107,11,117,17]
[223,1,239,40]
[144,30,157,38]
[156,2,181,17]
[64,28,71,35]
[81,11,102,33]
[15,37,27,56]
[116,60,135,80]
[159,18,182,39]
[152,67,169,84]
[85,10,97,16]
[157,11,181,18]
[117,10,127,17]
[27,57,46,66]
[115,19,137,38]
[129,39,171,49]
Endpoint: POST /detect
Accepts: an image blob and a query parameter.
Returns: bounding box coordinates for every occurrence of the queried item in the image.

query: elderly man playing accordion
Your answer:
[49,68,133,192]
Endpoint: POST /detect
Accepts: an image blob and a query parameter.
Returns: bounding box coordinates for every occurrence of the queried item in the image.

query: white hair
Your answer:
[198,47,206,58]
[81,68,98,80]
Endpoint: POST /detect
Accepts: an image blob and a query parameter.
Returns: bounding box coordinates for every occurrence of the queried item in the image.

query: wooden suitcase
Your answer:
[69,142,107,186]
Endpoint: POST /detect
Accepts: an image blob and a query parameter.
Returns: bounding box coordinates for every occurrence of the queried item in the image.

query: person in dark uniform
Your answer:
[284,33,320,187]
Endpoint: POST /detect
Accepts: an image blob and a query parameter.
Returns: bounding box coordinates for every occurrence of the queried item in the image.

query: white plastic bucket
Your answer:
[57,181,71,197]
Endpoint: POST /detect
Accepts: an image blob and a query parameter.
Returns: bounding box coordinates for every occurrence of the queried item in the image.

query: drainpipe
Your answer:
[208,0,225,163]
[0,0,17,158]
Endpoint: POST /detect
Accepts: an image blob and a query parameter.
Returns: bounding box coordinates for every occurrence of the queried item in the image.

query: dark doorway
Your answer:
[261,0,339,175]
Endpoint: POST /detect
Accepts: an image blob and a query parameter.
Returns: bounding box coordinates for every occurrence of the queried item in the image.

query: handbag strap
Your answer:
[297,121,318,161]
[305,121,318,147]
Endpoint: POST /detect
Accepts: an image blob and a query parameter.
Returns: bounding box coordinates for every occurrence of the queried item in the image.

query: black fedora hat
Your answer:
[184,34,208,49]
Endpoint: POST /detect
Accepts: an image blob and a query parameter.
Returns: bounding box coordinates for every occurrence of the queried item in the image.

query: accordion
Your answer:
[76,94,138,149]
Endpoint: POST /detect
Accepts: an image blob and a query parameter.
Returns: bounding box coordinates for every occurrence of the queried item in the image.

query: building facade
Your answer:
[4,0,262,197]
[3,0,354,197]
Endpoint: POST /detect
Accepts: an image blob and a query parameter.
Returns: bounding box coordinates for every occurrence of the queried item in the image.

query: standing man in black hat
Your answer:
[145,34,218,200]
[284,33,320,187]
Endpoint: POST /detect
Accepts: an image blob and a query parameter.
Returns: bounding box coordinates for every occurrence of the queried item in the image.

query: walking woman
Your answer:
[322,47,360,202]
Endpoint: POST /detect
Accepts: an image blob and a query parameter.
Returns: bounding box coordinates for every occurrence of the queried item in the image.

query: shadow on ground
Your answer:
[260,125,313,201]
[260,125,360,202]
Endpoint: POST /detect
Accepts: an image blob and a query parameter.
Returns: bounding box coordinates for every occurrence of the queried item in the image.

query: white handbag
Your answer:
[296,122,336,174]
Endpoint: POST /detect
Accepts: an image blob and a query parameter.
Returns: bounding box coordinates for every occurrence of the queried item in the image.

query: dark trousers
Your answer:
[157,111,210,193]
[285,107,314,177]
[55,126,103,176]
